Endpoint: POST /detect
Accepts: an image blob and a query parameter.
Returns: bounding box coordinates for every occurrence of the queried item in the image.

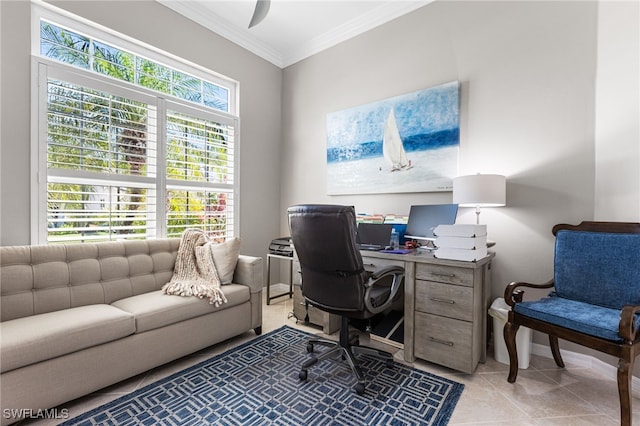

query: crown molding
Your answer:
[157,1,432,69]
[282,1,433,67]
[157,0,285,67]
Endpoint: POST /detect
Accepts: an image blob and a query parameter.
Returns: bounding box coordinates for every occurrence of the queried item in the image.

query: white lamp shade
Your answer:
[453,174,506,207]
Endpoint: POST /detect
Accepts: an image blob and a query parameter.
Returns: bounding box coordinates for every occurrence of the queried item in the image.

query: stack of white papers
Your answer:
[433,224,488,261]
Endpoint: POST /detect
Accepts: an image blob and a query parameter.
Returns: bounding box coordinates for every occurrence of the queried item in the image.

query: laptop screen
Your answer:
[356,223,393,246]
[404,204,458,241]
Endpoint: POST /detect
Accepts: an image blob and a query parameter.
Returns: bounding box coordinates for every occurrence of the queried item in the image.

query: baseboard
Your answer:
[268,283,291,293]
[531,342,640,398]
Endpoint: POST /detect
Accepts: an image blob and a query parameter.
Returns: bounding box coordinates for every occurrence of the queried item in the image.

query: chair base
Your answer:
[299,316,394,395]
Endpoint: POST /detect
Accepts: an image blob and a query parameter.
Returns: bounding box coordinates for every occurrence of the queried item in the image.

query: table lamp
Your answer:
[453,174,506,224]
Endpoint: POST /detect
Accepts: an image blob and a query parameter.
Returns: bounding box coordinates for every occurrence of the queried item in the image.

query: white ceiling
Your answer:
[157,0,432,68]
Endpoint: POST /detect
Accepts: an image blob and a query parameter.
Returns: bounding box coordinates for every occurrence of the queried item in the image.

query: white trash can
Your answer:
[489,298,532,369]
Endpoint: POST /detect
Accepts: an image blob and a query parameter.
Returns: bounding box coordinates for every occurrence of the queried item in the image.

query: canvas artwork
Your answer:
[326,81,460,195]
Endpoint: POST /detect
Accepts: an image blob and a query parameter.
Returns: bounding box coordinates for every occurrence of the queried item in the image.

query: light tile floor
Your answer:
[16,290,639,425]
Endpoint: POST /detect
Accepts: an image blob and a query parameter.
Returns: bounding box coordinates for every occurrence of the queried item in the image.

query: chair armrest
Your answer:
[232,255,264,294]
[368,265,405,282]
[364,266,405,314]
[504,279,554,307]
[619,305,640,343]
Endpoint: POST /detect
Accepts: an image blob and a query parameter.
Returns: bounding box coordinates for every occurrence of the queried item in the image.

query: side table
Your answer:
[266,253,294,305]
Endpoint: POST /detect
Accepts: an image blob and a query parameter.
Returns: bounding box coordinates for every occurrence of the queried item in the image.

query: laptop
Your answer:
[356,223,393,251]
[404,204,458,241]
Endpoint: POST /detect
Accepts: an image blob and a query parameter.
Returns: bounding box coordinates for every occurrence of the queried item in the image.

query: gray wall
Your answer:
[281,0,639,371]
[594,1,640,220]
[0,0,283,261]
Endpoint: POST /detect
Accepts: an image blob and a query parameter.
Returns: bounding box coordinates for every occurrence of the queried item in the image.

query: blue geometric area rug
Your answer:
[62,326,464,425]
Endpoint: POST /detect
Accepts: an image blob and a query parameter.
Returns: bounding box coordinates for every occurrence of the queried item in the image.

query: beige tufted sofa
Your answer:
[0,238,263,425]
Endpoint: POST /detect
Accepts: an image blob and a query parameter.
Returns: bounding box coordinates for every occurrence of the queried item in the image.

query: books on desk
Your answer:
[433,224,487,261]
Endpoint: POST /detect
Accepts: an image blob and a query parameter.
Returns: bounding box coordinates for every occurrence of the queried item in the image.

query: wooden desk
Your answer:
[293,250,494,373]
[362,250,493,373]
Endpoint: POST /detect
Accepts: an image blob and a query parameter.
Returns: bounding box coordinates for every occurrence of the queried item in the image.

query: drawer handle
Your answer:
[428,337,454,346]
[431,272,456,278]
[430,297,455,304]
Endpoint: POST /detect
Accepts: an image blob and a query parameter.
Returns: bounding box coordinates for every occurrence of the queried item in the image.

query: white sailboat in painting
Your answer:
[383,108,411,172]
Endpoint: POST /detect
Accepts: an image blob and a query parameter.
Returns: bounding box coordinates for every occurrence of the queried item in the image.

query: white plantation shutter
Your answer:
[164,106,236,241]
[166,110,234,185]
[47,182,156,242]
[45,76,158,242]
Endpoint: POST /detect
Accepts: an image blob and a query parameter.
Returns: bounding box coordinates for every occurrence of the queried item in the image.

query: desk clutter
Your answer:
[433,224,487,261]
[356,204,459,249]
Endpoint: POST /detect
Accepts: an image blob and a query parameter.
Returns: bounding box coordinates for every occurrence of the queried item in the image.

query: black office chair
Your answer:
[287,204,405,395]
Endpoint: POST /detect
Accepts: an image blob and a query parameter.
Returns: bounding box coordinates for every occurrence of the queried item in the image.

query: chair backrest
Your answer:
[552,222,640,309]
[287,204,368,313]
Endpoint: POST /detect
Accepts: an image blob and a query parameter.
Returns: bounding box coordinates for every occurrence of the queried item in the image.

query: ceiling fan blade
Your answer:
[248,0,271,29]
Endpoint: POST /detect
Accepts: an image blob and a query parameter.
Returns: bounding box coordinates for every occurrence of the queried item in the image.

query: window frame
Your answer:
[30,2,240,244]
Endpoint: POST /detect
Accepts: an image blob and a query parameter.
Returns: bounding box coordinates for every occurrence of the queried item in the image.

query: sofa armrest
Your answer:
[233,255,264,294]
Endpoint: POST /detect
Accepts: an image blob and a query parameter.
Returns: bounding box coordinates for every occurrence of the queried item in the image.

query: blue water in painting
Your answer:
[327,128,459,163]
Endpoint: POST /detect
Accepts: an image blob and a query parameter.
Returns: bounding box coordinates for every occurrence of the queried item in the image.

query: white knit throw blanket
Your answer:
[162,229,228,306]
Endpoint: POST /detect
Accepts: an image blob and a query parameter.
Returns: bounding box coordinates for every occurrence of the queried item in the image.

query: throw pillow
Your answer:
[209,237,241,284]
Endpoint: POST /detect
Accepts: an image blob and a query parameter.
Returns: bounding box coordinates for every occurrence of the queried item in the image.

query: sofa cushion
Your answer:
[0,304,135,373]
[514,295,640,342]
[111,284,250,333]
[210,238,241,284]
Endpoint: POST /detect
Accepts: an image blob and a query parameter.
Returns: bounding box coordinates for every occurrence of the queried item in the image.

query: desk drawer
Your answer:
[415,263,472,286]
[293,284,318,322]
[415,280,473,321]
[414,312,473,372]
[361,256,404,272]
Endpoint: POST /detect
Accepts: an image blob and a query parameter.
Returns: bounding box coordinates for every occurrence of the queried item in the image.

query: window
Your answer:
[33,10,238,244]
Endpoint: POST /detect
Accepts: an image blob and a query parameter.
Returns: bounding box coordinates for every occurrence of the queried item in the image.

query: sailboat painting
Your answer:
[383,108,411,172]
[326,81,459,195]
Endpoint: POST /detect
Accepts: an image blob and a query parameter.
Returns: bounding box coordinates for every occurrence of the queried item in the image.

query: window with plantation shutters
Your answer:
[33,13,238,244]
[165,110,235,241]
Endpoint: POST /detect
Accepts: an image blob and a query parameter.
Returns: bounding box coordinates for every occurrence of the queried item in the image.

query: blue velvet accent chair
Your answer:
[504,221,640,426]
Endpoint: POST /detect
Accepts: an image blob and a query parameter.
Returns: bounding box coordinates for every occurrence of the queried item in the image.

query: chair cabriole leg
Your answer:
[617,352,633,426]
[504,320,519,383]
[549,335,565,368]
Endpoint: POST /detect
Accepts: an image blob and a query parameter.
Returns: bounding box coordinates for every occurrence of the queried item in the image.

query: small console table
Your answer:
[266,253,294,305]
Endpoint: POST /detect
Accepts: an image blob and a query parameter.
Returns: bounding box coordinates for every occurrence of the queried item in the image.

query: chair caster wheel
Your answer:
[306,343,314,353]
[299,370,308,381]
[386,359,394,368]
[354,383,365,395]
